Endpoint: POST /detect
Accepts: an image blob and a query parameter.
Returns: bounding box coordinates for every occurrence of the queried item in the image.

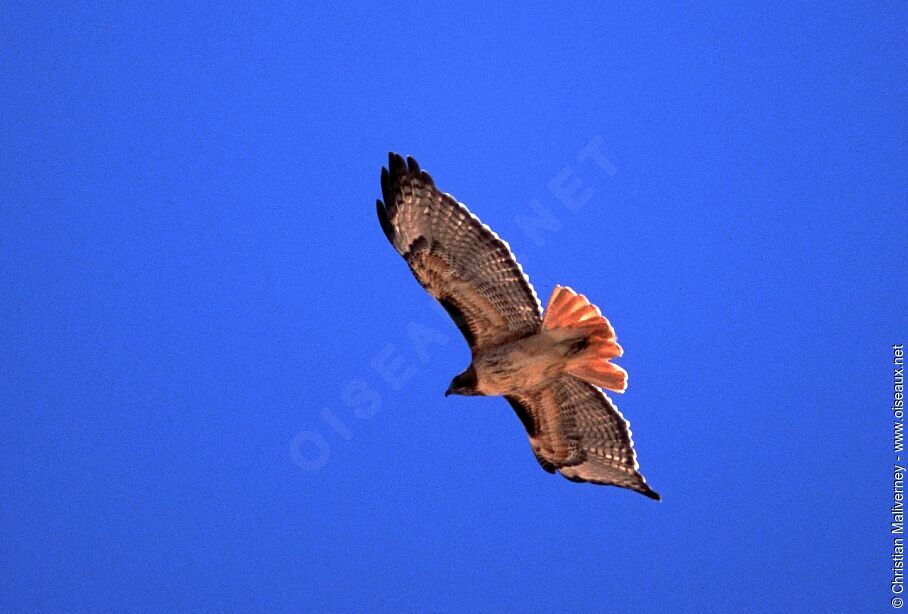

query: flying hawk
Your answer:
[376,153,659,500]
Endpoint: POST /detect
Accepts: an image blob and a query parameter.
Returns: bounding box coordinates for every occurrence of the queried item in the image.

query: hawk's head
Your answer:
[445,365,480,397]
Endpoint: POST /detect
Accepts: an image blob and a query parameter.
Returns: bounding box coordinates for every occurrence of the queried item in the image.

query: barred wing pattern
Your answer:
[376,153,542,351]
[507,375,659,499]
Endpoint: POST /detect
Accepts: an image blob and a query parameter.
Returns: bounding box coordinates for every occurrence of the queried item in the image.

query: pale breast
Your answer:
[473,329,584,395]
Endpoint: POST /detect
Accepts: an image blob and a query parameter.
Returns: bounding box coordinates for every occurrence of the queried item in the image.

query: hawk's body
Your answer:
[471,327,587,395]
[376,153,659,500]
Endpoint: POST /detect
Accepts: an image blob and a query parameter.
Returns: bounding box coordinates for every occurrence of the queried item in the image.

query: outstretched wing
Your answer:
[506,375,659,499]
[376,153,542,351]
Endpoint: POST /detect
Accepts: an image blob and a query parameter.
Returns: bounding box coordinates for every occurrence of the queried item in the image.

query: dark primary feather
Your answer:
[376,200,394,242]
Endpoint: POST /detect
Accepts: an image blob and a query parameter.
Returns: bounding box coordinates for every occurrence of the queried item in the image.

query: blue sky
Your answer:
[2,3,906,612]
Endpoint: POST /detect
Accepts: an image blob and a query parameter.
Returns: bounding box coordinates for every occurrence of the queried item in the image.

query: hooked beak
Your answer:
[445,385,454,397]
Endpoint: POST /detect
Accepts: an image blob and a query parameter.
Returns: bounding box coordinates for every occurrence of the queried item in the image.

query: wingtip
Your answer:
[388,152,406,176]
[642,486,661,501]
[384,152,435,187]
[380,167,392,205]
[376,199,394,242]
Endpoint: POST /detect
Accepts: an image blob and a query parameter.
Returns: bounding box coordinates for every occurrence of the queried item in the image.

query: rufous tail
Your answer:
[542,285,628,393]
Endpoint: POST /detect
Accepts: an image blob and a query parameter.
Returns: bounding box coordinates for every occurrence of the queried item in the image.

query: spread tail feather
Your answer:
[543,285,628,393]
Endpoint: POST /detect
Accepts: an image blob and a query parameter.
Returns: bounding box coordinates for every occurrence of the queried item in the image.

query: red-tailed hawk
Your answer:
[376,153,659,500]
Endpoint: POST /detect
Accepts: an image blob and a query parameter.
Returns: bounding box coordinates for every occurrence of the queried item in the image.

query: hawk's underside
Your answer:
[376,153,659,500]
